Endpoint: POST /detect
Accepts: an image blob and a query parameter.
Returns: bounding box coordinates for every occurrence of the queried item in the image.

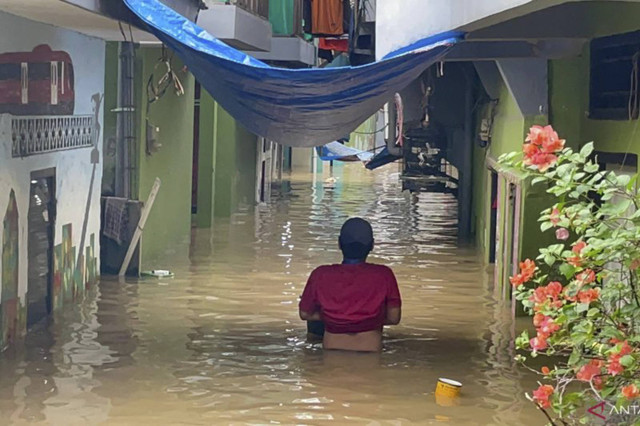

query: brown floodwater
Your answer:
[0,165,544,425]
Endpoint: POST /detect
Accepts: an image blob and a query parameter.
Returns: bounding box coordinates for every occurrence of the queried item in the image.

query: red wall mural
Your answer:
[0,44,75,115]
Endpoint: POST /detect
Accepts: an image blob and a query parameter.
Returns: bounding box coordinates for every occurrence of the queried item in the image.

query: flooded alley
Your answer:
[0,166,541,425]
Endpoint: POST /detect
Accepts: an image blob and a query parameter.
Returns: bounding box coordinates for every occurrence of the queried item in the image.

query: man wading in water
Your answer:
[299,218,402,352]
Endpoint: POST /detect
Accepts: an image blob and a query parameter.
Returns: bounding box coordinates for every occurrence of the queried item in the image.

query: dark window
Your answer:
[590,30,640,120]
[0,63,21,80]
[67,62,74,91]
[28,62,51,80]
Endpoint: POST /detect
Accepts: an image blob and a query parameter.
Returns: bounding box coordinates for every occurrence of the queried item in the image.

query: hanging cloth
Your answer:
[319,38,349,52]
[303,0,312,33]
[123,0,463,147]
[312,0,344,36]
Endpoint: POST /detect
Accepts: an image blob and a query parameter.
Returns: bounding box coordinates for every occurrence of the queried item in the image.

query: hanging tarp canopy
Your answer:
[123,0,463,147]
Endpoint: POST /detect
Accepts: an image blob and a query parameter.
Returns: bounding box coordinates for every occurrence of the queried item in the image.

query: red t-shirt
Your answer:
[299,263,402,334]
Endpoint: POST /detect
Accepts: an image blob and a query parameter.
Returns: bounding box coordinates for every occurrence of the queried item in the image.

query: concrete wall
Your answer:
[376,0,535,58]
[135,48,195,269]
[0,11,104,346]
[550,44,640,157]
[196,90,257,225]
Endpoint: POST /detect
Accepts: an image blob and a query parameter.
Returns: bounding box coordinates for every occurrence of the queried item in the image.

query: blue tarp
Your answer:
[316,142,375,162]
[124,0,463,147]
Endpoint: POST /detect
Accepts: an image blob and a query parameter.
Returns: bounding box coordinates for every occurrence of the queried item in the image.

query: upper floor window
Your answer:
[590,30,640,120]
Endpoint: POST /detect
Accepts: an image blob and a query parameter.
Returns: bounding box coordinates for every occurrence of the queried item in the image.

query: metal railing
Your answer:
[210,0,269,19]
[11,115,95,157]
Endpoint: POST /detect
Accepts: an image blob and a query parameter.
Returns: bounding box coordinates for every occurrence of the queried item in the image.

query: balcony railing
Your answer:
[11,115,95,157]
[210,0,269,19]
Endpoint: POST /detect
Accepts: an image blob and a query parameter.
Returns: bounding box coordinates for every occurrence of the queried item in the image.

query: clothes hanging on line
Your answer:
[312,0,344,36]
[319,37,349,52]
[303,0,353,37]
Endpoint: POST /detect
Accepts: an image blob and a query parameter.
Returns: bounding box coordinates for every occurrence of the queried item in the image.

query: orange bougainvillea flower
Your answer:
[577,288,600,305]
[539,317,560,336]
[541,366,550,375]
[520,259,536,281]
[532,384,554,409]
[530,333,549,351]
[572,241,587,254]
[576,360,603,382]
[608,359,625,376]
[523,125,565,172]
[618,340,633,356]
[568,241,587,267]
[533,313,546,327]
[526,125,547,146]
[524,151,558,172]
[510,273,525,287]
[550,207,561,226]
[622,384,640,400]
[607,340,634,377]
[556,228,570,241]
[510,259,536,287]
[576,269,596,285]
[546,282,563,299]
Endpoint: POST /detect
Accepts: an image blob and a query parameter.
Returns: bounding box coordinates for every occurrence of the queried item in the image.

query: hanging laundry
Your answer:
[124,0,462,147]
[303,0,312,34]
[312,0,344,36]
[319,38,349,52]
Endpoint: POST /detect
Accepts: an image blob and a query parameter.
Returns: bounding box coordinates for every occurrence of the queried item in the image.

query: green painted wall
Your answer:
[136,48,195,268]
[551,48,640,158]
[196,90,257,223]
[471,80,525,258]
[471,77,554,282]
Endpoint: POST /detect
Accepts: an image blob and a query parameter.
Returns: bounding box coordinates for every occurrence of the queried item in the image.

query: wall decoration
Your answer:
[0,44,75,116]
[1,190,19,348]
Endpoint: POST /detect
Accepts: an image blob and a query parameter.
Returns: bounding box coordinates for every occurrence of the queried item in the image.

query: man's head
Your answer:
[339,217,374,260]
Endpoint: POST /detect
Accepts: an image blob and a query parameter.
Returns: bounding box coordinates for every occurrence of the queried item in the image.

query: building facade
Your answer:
[0,10,105,349]
[376,0,640,303]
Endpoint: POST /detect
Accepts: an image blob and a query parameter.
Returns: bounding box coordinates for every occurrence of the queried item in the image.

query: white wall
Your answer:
[375,0,535,58]
[0,11,105,303]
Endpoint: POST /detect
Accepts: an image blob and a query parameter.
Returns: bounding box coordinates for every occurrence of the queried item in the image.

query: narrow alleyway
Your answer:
[0,165,541,425]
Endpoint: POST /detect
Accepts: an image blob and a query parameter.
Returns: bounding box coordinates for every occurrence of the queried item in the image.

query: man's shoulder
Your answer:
[363,263,394,274]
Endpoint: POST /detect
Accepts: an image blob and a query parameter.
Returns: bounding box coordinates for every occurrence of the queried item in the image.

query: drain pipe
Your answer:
[386,93,403,156]
[115,41,136,199]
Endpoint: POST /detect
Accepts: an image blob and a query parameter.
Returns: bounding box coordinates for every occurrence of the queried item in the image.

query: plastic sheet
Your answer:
[316,142,374,162]
[124,0,463,147]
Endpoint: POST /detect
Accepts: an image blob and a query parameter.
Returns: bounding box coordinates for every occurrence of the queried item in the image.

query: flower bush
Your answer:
[500,125,640,424]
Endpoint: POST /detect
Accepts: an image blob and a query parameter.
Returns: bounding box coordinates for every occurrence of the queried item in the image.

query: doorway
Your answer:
[27,169,56,328]
[256,138,274,204]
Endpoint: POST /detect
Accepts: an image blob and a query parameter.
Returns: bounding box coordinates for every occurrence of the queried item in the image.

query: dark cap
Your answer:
[339,217,374,246]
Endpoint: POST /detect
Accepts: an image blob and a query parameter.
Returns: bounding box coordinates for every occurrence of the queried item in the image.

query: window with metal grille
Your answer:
[590,30,640,120]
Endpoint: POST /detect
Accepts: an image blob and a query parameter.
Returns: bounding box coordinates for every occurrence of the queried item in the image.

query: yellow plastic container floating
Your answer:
[435,378,462,398]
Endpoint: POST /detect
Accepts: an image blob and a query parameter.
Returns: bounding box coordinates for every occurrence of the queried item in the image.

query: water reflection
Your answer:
[0,165,542,425]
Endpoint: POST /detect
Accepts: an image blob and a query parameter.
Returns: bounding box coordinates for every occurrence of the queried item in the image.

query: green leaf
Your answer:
[617,174,632,187]
[577,303,590,313]
[532,176,547,185]
[620,354,635,368]
[541,221,553,232]
[544,254,555,267]
[568,349,581,365]
[587,308,599,318]
[559,263,576,279]
[580,142,595,158]
[585,162,600,173]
